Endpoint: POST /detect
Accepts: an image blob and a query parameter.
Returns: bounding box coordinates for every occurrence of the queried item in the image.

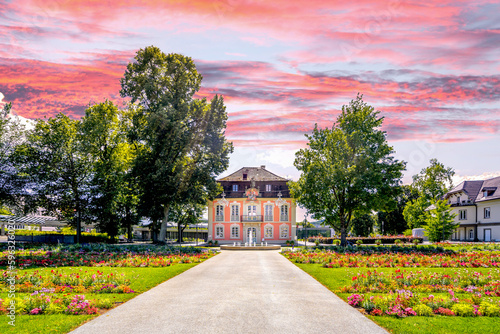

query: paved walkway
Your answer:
[71,250,387,334]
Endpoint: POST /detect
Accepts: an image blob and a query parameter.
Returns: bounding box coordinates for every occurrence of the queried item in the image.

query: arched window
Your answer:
[264,224,273,238]
[280,205,289,221]
[230,224,239,239]
[215,205,224,221]
[280,224,289,239]
[215,224,224,239]
[469,229,474,240]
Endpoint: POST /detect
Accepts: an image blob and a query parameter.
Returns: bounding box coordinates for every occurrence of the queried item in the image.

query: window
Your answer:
[264,225,273,238]
[231,225,239,238]
[231,205,240,222]
[264,205,273,221]
[232,184,238,192]
[215,225,224,239]
[280,205,289,221]
[484,207,491,219]
[280,224,289,238]
[266,184,272,192]
[459,209,467,220]
[243,173,247,180]
[215,205,224,221]
[469,229,474,240]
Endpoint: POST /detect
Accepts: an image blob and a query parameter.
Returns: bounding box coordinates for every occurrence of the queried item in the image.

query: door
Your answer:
[247,227,257,243]
[247,205,257,221]
[485,229,491,242]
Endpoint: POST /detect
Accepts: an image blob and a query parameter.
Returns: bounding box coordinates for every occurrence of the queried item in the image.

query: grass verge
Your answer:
[293,262,500,334]
[0,263,199,334]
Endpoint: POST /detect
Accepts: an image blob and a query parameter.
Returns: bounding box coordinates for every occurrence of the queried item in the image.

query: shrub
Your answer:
[356,239,363,245]
[451,303,475,317]
[479,301,500,317]
[333,239,341,245]
[434,307,455,316]
[315,239,320,246]
[375,239,382,245]
[413,304,433,316]
[394,239,403,245]
[413,239,420,245]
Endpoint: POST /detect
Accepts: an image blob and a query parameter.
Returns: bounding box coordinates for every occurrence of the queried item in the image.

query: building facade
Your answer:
[207,166,296,244]
[445,176,500,242]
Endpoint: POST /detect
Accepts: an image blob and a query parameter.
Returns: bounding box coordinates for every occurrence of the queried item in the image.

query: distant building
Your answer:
[445,176,500,241]
[207,166,296,244]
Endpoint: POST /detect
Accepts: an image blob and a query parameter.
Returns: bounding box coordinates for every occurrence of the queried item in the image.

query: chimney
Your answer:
[260,165,266,169]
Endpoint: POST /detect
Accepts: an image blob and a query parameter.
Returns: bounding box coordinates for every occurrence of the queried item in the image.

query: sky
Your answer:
[1,0,500,186]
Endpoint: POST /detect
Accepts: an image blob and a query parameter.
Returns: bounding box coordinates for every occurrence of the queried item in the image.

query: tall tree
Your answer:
[0,103,27,210]
[289,95,406,246]
[403,159,455,229]
[351,213,375,237]
[120,46,233,243]
[411,158,454,201]
[14,114,92,243]
[424,199,456,242]
[80,100,135,238]
[377,184,417,234]
[169,201,204,243]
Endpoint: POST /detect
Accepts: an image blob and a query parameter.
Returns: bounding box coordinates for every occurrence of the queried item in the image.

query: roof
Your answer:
[0,214,59,224]
[446,180,484,202]
[476,176,500,202]
[218,166,288,182]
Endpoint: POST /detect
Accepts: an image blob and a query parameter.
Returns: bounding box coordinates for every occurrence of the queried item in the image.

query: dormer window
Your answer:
[243,173,247,180]
[482,187,496,198]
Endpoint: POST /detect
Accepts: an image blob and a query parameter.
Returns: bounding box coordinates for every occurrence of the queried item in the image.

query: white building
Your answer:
[445,176,500,242]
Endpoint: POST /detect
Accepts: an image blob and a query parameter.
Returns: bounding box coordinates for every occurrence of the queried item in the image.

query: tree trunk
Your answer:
[177,221,183,244]
[158,205,170,243]
[340,220,347,247]
[151,220,158,243]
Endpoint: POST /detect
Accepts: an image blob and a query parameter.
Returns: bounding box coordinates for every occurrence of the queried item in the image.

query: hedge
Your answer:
[308,235,423,245]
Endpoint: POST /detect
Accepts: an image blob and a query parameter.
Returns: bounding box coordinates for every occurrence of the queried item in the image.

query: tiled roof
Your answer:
[446,180,484,202]
[218,166,288,182]
[476,176,500,202]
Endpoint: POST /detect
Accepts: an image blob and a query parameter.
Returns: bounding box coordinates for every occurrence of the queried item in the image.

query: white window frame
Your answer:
[264,204,273,221]
[484,207,491,219]
[232,184,238,192]
[469,229,474,240]
[264,224,273,239]
[230,224,240,239]
[230,204,240,222]
[459,209,467,220]
[266,184,272,192]
[280,204,289,222]
[279,224,289,239]
[215,205,224,221]
[215,224,224,239]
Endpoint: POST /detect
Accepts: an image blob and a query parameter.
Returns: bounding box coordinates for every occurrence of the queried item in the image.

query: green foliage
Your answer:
[289,95,405,246]
[14,114,92,231]
[479,301,500,317]
[412,158,454,201]
[80,100,137,238]
[424,199,457,242]
[451,303,475,317]
[403,159,455,231]
[351,214,375,237]
[403,196,430,229]
[120,46,233,242]
[413,304,433,316]
[0,103,27,210]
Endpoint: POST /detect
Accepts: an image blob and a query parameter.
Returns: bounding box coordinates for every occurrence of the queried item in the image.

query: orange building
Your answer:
[207,166,296,244]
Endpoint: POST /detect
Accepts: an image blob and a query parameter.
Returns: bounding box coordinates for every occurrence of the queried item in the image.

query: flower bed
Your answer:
[308,236,423,245]
[284,249,500,268]
[0,289,116,315]
[1,269,135,293]
[346,290,500,317]
[1,245,216,268]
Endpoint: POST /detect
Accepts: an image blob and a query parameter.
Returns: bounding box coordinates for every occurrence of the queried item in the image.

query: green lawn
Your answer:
[0,263,199,334]
[293,263,500,334]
